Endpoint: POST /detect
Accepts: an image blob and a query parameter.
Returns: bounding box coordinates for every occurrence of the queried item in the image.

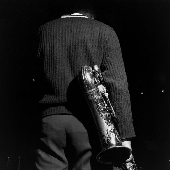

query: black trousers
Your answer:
[35,114,120,170]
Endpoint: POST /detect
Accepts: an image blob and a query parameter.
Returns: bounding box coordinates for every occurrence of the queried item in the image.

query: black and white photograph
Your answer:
[0,0,169,169]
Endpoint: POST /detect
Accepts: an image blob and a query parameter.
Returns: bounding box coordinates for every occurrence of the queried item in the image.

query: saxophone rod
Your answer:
[7,156,10,168]
[18,156,21,170]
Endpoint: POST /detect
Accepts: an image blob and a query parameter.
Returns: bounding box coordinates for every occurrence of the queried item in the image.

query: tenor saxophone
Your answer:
[79,65,139,169]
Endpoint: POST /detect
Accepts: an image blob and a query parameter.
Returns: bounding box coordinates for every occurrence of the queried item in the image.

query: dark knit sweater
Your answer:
[36,17,135,139]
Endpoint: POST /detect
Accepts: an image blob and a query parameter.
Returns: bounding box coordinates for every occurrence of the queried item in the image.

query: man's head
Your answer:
[72,1,96,19]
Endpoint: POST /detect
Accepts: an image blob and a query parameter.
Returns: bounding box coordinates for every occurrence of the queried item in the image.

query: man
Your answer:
[35,1,136,170]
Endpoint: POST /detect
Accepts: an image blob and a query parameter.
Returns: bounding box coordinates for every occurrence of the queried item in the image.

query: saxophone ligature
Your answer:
[79,65,139,169]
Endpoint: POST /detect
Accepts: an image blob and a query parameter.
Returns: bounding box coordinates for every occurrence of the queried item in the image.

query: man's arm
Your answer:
[32,26,46,100]
[100,26,136,140]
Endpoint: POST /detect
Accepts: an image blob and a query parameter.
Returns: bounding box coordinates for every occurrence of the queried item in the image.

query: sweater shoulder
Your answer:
[39,18,115,34]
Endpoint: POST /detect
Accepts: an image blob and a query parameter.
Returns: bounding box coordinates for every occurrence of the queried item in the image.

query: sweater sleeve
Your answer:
[101,27,135,139]
[33,26,48,100]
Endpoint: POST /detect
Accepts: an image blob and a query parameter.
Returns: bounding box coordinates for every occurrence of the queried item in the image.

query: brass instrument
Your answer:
[79,65,139,169]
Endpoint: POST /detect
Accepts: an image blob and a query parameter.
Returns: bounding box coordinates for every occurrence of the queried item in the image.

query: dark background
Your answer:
[0,0,170,169]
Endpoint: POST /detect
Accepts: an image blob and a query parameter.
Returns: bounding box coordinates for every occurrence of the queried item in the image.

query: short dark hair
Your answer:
[72,0,96,19]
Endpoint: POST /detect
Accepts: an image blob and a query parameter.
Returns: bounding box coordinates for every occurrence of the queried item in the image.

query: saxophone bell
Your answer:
[97,145,131,166]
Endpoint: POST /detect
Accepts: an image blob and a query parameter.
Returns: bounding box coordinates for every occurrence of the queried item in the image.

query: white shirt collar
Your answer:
[61,13,89,18]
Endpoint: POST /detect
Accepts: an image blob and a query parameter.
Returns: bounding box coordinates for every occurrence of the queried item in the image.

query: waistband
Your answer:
[42,106,72,118]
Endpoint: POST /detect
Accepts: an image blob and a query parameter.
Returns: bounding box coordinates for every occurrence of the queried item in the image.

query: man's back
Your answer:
[37,17,117,107]
[36,16,135,139]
